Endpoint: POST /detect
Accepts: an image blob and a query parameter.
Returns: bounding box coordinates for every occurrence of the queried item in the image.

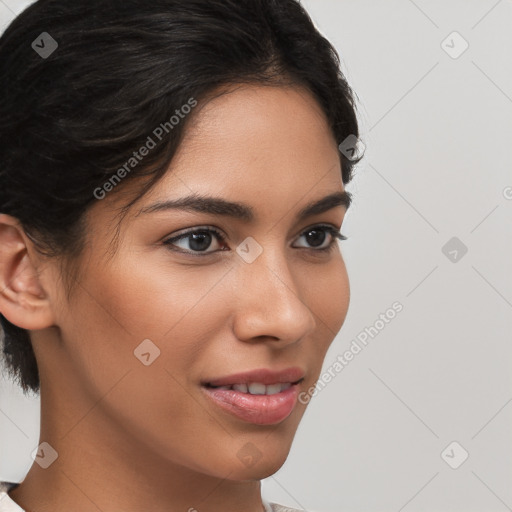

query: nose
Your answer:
[231,249,317,347]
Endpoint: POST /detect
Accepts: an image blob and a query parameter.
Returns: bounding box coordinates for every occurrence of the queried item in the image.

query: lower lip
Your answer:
[201,383,300,425]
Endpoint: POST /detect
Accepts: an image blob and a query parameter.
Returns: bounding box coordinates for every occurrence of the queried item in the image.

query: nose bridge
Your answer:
[232,240,316,343]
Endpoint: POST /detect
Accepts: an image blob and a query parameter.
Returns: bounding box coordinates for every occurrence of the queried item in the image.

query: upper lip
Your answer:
[202,367,305,387]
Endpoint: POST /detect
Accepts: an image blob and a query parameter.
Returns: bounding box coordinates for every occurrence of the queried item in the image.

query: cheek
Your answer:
[94,362,222,467]
[80,253,232,340]
[60,256,233,397]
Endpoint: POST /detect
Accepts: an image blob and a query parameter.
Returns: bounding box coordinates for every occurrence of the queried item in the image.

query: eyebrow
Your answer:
[138,190,351,221]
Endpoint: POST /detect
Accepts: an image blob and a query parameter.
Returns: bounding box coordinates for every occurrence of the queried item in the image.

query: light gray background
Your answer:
[1,1,511,511]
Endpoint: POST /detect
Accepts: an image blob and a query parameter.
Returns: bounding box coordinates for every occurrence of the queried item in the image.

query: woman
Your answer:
[0,0,362,510]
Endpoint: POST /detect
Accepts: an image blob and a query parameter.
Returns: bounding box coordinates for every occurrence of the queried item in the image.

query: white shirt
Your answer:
[0,481,305,512]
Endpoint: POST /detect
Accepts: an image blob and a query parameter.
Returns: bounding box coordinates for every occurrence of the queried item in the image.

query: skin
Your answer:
[0,84,351,512]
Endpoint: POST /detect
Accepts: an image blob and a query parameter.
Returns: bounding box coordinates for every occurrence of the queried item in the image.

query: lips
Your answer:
[202,366,305,387]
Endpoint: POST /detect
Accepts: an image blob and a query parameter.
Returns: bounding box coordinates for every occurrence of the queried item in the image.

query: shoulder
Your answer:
[0,482,19,494]
[264,499,319,512]
[268,505,302,512]
[0,481,24,512]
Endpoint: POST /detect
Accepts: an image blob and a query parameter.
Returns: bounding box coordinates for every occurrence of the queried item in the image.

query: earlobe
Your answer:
[0,214,55,330]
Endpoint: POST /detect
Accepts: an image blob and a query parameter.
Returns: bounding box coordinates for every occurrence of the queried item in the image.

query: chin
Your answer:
[232,439,294,480]
[228,456,289,481]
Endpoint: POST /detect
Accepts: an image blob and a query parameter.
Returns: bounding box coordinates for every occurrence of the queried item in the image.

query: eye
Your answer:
[162,226,228,255]
[162,224,347,256]
[292,224,347,253]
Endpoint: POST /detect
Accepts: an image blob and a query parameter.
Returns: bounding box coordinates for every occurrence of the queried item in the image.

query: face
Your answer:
[32,84,351,480]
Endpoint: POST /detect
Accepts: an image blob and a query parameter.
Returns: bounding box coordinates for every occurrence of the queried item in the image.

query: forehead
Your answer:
[140,84,343,212]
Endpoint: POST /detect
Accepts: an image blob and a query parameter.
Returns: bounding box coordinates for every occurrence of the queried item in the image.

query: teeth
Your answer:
[211,382,294,395]
[265,383,282,394]
[248,382,267,395]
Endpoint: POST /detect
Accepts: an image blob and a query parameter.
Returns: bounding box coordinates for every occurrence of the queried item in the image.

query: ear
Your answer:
[0,214,56,330]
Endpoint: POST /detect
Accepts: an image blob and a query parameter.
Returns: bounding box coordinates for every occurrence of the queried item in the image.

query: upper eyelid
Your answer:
[163,223,342,249]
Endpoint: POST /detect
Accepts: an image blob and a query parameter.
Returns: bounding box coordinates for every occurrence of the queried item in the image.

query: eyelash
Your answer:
[162,224,348,257]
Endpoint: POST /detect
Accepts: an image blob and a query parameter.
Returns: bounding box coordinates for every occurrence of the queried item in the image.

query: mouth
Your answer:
[200,367,305,425]
[203,379,303,395]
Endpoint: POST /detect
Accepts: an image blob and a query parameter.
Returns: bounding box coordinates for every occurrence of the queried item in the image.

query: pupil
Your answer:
[190,232,212,251]
[306,229,325,247]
